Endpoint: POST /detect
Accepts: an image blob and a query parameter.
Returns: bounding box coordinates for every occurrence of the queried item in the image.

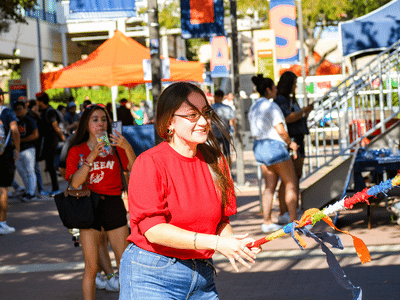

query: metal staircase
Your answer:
[302,39,400,181]
[298,40,400,209]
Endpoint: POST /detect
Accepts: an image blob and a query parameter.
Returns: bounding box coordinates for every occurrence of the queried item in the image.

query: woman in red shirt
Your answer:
[119,82,260,299]
[65,104,136,300]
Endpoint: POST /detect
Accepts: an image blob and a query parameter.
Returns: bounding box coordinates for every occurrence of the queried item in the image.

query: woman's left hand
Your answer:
[110,131,129,150]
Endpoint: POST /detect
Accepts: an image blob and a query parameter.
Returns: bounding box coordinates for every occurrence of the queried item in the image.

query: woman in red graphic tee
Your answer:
[65,104,136,300]
[119,82,261,300]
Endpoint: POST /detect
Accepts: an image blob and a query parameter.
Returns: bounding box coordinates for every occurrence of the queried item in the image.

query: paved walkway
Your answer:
[1,152,400,299]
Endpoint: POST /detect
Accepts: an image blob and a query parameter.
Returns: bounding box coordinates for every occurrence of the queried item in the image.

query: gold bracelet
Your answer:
[193,232,198,250]
[214,235,220,251]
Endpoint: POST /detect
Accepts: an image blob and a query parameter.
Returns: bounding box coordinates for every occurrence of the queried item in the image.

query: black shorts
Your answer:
[91,194,127,232]
[0,145,15,187]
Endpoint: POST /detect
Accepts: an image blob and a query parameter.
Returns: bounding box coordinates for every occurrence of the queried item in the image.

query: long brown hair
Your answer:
[69,105,112,149]
[156,82,234,208]
[277,71,297,99]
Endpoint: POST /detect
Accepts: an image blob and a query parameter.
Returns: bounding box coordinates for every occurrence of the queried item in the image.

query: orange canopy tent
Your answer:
[40,30,204,90]
[279,51,341,76]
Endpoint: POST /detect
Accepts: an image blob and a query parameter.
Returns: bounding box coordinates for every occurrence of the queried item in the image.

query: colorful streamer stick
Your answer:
[248,174,400,253]
[245,174,400,300]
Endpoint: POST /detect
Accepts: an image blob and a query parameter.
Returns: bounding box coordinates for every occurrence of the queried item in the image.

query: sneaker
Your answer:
[278,212,290,224]
[40,190,51,197]
[95,272,107,290]
[105,274,119,292]
[22,193,39,202]
[0,223,16,235]
[261,223,282,233]
[50,190,62,197]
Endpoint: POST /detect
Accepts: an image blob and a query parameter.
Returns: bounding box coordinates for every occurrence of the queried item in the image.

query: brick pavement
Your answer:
[1,152,400,299]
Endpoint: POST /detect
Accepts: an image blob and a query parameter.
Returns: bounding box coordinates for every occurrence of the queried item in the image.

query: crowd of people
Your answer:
[0,92,154,232]
[0,77,314,299]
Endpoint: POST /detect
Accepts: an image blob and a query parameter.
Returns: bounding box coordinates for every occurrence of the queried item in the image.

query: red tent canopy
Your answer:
[41,30,204,90]
[279,51,341,76]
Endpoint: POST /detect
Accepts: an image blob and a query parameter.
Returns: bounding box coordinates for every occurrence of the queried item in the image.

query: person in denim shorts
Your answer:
[249,74,299,233]
[120,82,261,300]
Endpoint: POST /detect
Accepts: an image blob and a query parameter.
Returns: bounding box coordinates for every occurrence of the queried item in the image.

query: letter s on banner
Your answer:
[269,0,299,64]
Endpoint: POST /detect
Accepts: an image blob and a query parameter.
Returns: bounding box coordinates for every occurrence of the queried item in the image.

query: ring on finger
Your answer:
[235,255,240,260]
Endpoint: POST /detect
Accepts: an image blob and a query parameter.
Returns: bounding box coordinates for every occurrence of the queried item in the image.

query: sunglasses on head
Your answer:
[86,103,106,109]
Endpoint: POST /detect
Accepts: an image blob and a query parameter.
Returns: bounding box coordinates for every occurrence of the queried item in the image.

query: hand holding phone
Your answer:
[112,121,122,136]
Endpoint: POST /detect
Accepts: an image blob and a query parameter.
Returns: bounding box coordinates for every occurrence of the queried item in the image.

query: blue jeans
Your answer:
[35,161,43,192]
[119,244,219,300]
[253,139,291,166]
[15,147,37,196]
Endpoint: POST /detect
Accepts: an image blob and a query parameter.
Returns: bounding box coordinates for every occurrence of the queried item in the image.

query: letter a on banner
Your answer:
[181,0,225,39]
[210,36,230,78]
[269,0,299,64]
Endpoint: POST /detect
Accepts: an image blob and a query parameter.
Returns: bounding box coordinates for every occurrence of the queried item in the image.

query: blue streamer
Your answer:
[296,228,362,300]
[367,179,393,196]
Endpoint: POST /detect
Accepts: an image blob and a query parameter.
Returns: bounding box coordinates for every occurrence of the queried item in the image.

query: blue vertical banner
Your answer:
[181,0,225,39]
[210,36,230,78]
[269,0,299,64]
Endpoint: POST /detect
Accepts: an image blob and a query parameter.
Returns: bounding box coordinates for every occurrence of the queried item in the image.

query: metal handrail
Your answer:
[301,40,400,180]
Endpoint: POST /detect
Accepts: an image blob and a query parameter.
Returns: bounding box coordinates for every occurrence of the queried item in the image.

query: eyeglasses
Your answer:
[173,109,213,122]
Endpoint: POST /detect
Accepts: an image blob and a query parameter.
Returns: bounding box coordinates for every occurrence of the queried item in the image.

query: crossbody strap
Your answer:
[113,146,129,193]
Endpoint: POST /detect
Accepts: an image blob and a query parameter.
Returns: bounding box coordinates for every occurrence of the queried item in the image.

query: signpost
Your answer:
[8,80,27,108]
[253,30,277,81]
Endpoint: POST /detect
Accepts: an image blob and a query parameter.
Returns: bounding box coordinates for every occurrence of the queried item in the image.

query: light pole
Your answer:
[230,0,245,187]
[296,0,308,105]
[148,0,162,143]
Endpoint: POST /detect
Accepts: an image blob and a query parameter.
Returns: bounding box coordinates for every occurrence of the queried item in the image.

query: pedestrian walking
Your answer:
[0,88,20,234]
[36,92,66,196]
[211,89,235,168]
[12,101,39,201]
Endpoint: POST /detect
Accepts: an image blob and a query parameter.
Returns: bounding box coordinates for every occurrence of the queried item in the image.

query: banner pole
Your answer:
[296,0,308,106]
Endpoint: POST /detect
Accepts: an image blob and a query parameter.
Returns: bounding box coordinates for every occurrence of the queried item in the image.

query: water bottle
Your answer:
[78,154,84,169]
[76,154,84,190]
[0,122,6,155]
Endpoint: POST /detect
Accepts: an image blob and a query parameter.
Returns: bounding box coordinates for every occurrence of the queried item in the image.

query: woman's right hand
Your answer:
[289,141,298,160]
[87,141,105,162]
[216,233,260,272]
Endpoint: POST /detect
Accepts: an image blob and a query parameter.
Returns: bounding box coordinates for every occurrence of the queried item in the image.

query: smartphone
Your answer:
[112,121,122,136]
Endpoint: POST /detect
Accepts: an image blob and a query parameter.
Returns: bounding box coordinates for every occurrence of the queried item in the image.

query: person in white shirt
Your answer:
[248,74,299,233]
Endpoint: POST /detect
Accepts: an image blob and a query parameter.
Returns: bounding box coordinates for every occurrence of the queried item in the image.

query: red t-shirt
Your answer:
[65,143,129,195]
[127,142,237,260]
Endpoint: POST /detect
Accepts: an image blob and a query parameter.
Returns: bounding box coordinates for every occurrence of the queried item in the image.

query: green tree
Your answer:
[236,0,270,21]
[0,0,37,33]
[302,0,350,75]
[158,0,181,29]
